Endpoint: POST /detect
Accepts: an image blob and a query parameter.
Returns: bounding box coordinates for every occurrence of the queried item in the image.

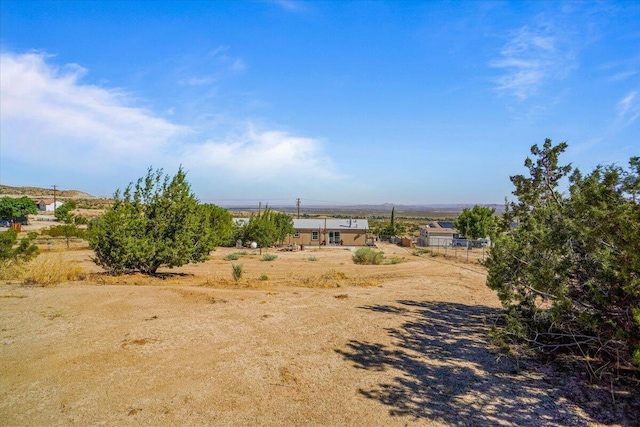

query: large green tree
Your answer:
[273,211,295,245]
[89,167,215,274]
[486,139,640,374]
[454,205,497,245]
[0,197,37,223]
[54,200,78,223]
[243,207,277,254]
[201,204,234,246]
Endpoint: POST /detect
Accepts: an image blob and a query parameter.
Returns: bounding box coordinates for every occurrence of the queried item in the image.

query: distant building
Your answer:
[291,218,369,247]
[36,199,64,212]
[233,217,370,247]
[417,221,463,247]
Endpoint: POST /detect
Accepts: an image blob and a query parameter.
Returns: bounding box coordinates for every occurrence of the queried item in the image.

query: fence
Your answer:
[418,238,489,263]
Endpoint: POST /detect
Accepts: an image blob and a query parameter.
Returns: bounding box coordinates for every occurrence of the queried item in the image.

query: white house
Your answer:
[36,199,64,212]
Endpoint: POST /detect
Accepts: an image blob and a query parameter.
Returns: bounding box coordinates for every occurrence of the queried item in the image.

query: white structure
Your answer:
[36,199,64,212]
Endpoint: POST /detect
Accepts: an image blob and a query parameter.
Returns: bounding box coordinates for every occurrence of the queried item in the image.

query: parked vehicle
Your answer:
[452,238,468,247]
[0,219,11,228]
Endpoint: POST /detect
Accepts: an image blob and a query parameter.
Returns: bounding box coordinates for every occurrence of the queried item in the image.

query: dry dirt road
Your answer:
[0,244,625,426]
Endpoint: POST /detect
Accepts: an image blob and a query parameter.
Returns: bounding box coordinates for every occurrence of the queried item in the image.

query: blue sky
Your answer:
[1,1,638,206]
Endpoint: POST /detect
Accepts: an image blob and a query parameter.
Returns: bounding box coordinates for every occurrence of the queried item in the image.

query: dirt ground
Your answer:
[0,243,636,426]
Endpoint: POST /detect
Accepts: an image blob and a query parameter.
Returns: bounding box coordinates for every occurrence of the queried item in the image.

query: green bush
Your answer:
[352,248,385,265]
[261,253,278,262]
[224,253,240,261]
[259,274,269,281]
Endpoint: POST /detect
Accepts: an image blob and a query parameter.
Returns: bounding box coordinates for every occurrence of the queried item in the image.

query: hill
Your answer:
[0,185,94,199]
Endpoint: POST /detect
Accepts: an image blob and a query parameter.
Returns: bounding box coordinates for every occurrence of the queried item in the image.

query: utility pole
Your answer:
[258,201,262,216]
[52,185,57,215]
[296,198,301,219]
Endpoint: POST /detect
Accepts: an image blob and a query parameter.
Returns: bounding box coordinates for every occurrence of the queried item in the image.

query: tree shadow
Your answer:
[337,301,597,426]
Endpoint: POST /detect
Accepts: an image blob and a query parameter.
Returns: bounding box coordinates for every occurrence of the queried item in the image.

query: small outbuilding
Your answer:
[36,199,64,212]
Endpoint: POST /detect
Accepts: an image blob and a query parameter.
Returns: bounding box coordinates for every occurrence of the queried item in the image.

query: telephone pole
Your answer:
[296,198,301,219]
[52,185,57,215]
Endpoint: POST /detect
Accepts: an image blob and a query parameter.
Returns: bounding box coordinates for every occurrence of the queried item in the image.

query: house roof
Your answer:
[232,217,369,231]
[293,218,368,231]
[421,221,458,236]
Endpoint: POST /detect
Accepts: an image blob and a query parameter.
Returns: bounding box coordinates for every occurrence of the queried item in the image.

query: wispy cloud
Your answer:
[491,24,576,100]
[609,70,638,82]
[617,91,640,125]
[0,51,344,198]
[270,0,304,12]
[176,46,246,87]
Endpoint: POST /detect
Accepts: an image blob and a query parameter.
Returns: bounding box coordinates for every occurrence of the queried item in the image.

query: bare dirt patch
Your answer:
[0,243,636,426]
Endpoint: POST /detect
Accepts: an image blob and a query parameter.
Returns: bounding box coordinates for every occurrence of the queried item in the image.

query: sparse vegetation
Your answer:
[307,255,318,261]
[261,253,278,262]
[259,274,269,281]
[224,253,240,261]
[41,224,87,249]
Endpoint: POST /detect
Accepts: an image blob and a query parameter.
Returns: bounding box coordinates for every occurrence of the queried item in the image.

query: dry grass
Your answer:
[20,254,87,287]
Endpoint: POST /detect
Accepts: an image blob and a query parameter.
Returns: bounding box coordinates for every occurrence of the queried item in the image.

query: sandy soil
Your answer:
[0,243,633,426]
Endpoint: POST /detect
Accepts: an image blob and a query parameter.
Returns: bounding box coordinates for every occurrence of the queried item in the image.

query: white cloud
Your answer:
[0,51,187,170]
[617,91,640,125]
[184,127,341,181]
[491,24,576,100]
[0,51,346,199]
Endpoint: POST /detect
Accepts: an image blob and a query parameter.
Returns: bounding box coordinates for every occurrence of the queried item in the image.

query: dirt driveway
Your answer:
[0,244,630,426]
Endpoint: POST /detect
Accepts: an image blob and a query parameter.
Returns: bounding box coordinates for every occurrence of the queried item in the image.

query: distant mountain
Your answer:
[0,185,95,199]
[219,202,505,218]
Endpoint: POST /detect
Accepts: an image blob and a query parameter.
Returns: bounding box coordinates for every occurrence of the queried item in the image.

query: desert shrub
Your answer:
[259,274,269,281]
[307,255,318,261]
[224,253,240,261]
[232,264,243,282]
[352,248,384,265]
[387,256,404,265]
[261,253,277,262]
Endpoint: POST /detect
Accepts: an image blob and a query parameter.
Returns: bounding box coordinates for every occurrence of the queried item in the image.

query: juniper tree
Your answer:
[89,167,214,274]
[485,139,640,374]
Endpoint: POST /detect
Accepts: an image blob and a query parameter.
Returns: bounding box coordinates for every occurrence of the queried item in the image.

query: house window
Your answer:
[311,231,319,241]
[294,231,300,238]
[328,231,341,244]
